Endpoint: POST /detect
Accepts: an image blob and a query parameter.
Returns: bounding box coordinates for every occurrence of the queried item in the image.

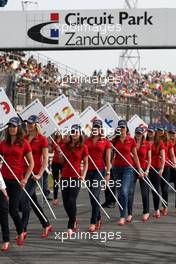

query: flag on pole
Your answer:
[20,99,58,137]
[97,103,120,129]
[46,94,80,134]
[0,87,18,131]
[80,106,113,136]
[127,114,148,136]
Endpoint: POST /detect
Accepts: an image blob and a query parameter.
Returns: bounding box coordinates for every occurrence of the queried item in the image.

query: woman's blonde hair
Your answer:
[35,123,43,135]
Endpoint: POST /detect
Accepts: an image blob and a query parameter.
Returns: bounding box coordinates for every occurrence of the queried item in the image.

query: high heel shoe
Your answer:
[16,232,25,246]
[1,242,10,252]
[16,231,27,240]
[41,224,53,238]
[153,210,160,218]
[118,218,126,226]
[142,213,150,222]
[72,219,79,232]
[161,207,168,216]
[23,231,28,239]
[126,215,133,223]
[95,220,102,230]
[88,224,96,233]
[52,199,59,205]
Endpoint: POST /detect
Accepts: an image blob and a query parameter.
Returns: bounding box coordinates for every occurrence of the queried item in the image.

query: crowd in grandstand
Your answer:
[0,52,62,96]
[99,67,176,103]
[1,52,176,103]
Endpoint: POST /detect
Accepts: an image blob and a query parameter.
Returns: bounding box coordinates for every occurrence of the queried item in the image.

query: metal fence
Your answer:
[1,72,176,124]
[13,86,176,124]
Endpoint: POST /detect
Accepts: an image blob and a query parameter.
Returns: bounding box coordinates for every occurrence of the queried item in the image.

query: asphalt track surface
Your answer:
[0,183,176,264]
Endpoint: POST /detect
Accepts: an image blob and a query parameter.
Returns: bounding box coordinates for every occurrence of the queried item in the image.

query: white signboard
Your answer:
[20,99,58,137]
[46,94,80,133]
[79,106,112,136]
[0,9,176,49]
[0,87,18,131]
[97,103,120,129]
[128,114,148,136]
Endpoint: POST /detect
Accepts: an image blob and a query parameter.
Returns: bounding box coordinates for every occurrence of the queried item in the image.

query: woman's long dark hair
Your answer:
[54,132,62,142]
[5,125,24,146]
[150,130,164,154]
[160,131,169,145]
[112,126,130,146]
[153,131,162,146]
[134,134,145,144]
[146,131,155,142]
[66,133,84,153]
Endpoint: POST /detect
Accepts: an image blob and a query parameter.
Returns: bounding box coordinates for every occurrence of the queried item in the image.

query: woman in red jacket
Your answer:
[21,115,52,238]
[128,126,151,222]
[0,117,34,247]
[147,124,165,218]
[161,126,176,215]
[85,119,111,232]
[111,120,142,226]
[58,124,88,236]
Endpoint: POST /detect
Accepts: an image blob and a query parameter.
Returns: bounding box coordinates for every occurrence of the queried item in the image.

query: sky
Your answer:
[2,0,176,75]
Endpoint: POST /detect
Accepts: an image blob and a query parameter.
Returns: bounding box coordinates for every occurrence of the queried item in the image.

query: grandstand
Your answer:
[0,51,176,124]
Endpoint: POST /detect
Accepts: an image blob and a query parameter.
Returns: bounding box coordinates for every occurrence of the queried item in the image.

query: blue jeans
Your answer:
[86,170,105,224]
[112,166,134,218]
